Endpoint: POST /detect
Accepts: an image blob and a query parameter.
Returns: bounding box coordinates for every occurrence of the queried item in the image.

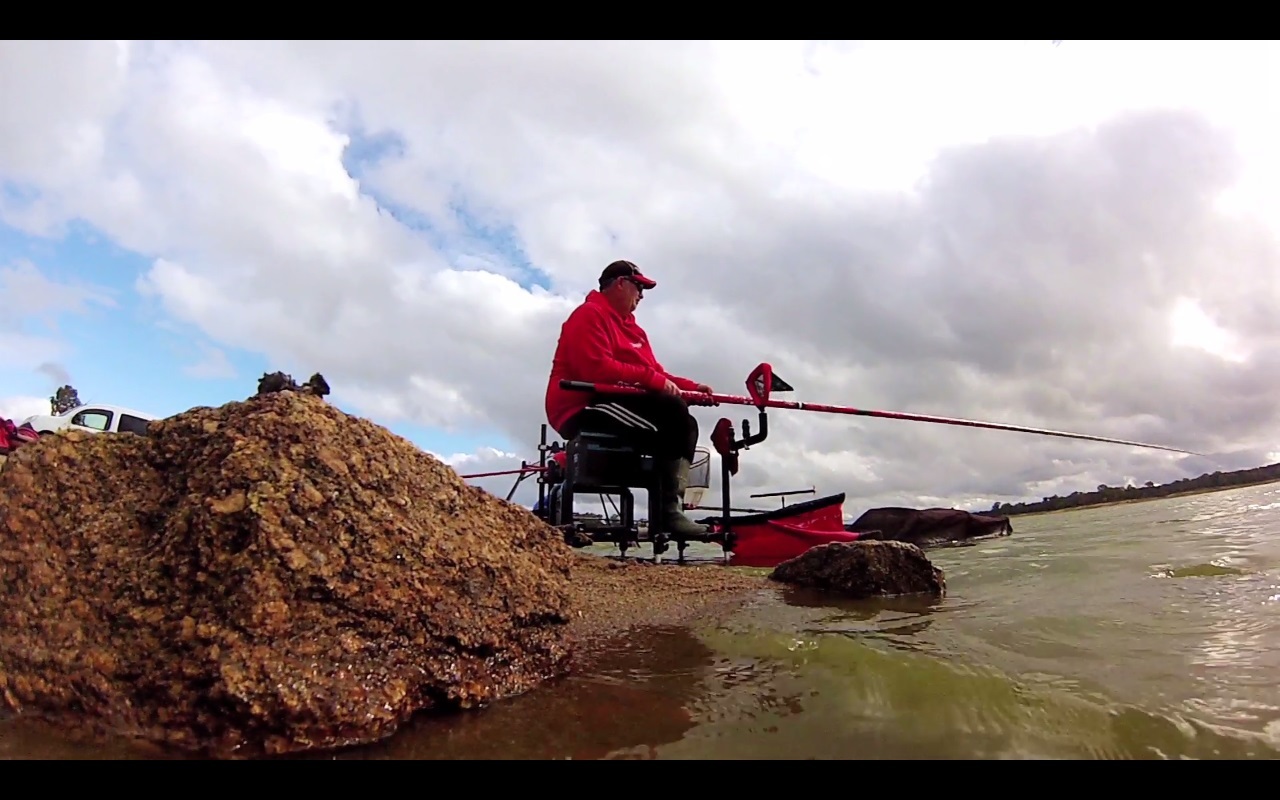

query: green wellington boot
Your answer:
[660,456,711,537]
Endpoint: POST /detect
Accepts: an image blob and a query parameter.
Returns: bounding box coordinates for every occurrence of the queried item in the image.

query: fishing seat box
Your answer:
[562,429,658,490]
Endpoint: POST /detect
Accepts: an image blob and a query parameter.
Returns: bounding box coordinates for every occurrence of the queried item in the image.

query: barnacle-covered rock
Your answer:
[768,540,946,599]
[0,389,575,757]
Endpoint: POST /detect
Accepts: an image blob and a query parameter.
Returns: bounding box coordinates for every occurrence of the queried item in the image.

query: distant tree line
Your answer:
[989,462,1280,516]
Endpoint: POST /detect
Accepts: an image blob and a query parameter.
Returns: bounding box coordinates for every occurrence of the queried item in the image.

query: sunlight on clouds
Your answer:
[137,259,222,323]
[238,104,359,204]
[454,252,531,285]
[708,41,1073,195]
[330,378,487,432]
[708,40,1280,215]
[1213,159,1280,234]
[708,41,813,151]
[411,266,573,350]
[1170,296,1249,363]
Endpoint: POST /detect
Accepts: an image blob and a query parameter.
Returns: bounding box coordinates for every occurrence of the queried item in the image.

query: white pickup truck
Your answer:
[21,403,159,436]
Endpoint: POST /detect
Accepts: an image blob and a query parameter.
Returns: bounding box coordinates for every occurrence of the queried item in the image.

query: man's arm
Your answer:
[665,374,704,391]
[572,307,668,391]
[650,356,711,393]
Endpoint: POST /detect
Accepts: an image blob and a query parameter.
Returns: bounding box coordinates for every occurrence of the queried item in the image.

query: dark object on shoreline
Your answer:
[255,371,331,398]
[848,507,1012,547]
[50,385,81,415]
[768,540,946,599]
[0,388,575,758]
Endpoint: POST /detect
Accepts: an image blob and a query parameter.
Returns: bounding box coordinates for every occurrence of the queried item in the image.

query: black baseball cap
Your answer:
[599,259,656,289]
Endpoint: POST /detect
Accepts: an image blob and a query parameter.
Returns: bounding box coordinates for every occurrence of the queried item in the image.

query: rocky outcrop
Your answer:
[255,370,331,398]
[847,507,1012,547]
[768,541,946,599]
[0,387,575,758]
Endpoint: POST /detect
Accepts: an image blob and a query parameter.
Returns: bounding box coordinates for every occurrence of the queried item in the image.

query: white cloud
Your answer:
[0,259,116,372]
[0,395,51,424]
[0,259,116,320]
[5,40,1280,512]
[182,343,237,380]
[435,446,520,467]
[1169,296,1249,363]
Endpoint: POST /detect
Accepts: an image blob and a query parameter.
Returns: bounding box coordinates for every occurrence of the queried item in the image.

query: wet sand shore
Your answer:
[563,552,769,658]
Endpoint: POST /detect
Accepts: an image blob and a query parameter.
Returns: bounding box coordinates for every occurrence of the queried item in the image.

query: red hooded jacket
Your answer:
[545,290,701,435]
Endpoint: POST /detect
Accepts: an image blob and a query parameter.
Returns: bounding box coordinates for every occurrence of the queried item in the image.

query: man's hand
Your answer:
[661,379,683,398]
[693,383,713,394]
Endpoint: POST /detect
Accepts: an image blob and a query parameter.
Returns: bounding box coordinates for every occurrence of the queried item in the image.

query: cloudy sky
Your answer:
[3,40,1279,516]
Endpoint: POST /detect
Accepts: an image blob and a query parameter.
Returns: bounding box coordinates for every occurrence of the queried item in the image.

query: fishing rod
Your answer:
[560,362,1204,457]
[457,465,547,479]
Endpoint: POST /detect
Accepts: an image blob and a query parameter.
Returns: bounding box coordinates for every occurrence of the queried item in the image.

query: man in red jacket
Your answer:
[546,259,713,537]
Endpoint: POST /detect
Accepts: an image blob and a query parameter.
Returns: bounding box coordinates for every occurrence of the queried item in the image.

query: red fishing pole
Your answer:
[559,362,1203,457]
[456,465,547,479]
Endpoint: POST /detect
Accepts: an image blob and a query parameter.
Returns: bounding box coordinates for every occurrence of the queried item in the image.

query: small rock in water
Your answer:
[767,540,945,599]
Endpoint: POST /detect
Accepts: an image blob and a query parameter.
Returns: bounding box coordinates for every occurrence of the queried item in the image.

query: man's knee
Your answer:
[647,396,698,459]
[652,391,689,417]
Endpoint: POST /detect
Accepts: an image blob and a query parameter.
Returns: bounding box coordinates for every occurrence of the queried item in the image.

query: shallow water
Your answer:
[4,483,1280,759]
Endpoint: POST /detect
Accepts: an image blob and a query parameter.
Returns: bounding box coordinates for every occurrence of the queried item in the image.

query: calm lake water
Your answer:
[5,482,1280,759]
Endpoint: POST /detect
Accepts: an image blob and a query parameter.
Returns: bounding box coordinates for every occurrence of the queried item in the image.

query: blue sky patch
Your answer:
[337,122,552,292]
[1,209,520,462]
